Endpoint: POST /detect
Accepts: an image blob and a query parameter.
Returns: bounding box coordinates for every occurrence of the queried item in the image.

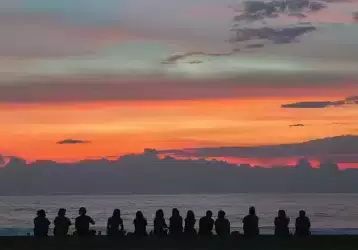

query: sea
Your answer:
[1,193,358,236]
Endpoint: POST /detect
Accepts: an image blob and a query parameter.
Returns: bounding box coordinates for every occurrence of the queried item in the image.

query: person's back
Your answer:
[184,210,196,236]
[75,207,95,237]
[274,210,290,237]
[295,210,311,237]
[243,207,259,237]
[54,208,71,237]
[169,208,183,236]
[34,210,50,237]
[107,209,124,237]
[199,211,214,236]
[215,210,230,237]
[134,211,147,237]
[154,209,167,236]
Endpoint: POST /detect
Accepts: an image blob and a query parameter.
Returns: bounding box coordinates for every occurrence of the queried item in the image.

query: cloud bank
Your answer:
[159,135,358,164]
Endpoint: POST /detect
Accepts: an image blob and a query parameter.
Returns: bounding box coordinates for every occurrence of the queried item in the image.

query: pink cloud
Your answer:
[0,13,143,58]
[180,3,233,20]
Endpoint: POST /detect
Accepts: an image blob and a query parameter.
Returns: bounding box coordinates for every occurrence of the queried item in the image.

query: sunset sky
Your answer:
[1,0,358,166]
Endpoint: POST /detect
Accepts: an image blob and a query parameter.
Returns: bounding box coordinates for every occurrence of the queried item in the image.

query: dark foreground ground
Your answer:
[1,235,358,250]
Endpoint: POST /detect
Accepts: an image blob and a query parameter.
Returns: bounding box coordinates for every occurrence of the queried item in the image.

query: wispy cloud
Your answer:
[282,96,358,108]
[56,139,91,145]
[289,124,305,127]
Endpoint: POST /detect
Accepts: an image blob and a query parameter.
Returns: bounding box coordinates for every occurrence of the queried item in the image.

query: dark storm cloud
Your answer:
[233,0,326,22]
[233,26,317,45]
[281,96,358,108]
[56,139,91,145]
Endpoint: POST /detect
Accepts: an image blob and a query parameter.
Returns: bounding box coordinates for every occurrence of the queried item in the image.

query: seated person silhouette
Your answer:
[215,210,230,237]
[169,208,183,236]
[107,209,125,237]
[153,209,168,236]
[54,208,71,237]
[295,210,311,237]
[34,209,50,237]
[274,210,290,236]
[243,206,259,237]
[184,210,197,236]
[198,210,214,236]
[75,207,96,237]
[134,211,148,237]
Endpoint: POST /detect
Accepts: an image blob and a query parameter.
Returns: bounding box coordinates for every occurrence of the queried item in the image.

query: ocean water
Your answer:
[1,193,358,236]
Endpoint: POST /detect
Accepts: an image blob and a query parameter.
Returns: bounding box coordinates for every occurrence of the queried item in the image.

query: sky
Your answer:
[0,0,358,167]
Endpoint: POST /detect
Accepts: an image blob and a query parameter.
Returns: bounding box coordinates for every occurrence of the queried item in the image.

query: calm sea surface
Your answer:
[1,193,358,236]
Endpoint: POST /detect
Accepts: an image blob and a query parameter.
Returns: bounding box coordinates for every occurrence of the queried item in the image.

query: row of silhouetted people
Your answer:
[34,206,311,238]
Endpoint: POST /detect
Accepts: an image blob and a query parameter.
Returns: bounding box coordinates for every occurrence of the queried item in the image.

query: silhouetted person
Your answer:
[275,210,290,237]
[243,206,259,237]
[199,210,214,236]
[134,211,147,237]
[34,210,50,237]
[107,209,125,237]
[154,209,167,236]
[215,210,230,237]
[184,210,197,236]
[295,210,311,237]
[54,208,71,237]
[75,207,95,237]
[169,208,183,236]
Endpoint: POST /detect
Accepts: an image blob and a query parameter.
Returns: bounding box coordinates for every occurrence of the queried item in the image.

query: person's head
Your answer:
[113,209,121,217]
[58,208,66,217]
[136,211,144,220]
[172,208,179,217]
[186,210,195,219]
[79,207,87,216]
[156,209,164,218]
[37,209,46,218]
[218,210,226,219]
[278,210,286,218]
[206,210,213,218]
[299,210,306,217]
[249,206,256,216]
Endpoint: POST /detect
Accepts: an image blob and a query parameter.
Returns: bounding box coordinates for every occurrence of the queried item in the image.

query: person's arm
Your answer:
[120,218,124,231]
[307,218,311,228]
[107,218,111,230]
[89,216,95,225]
